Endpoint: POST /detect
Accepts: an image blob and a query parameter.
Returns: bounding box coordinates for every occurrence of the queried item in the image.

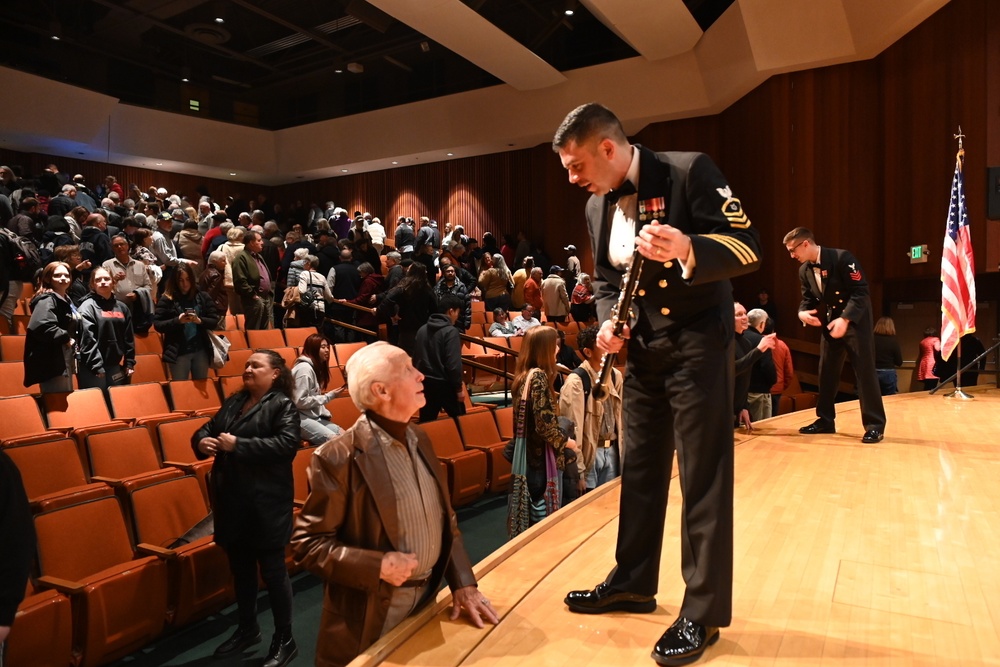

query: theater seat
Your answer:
[418,418,487,507]
[327,396,362,430]
[167,379,222,416]
[108,382,189,447]
[3,436,112,512]
[493,406,514,440]
[0,395,63,447]
[34,495,170,667]
[4,579,74,667]
[41,389,133,458]
[156,416,213,503]
[127,475,234,627]
[456,411,511,493]
[84,428,185,514]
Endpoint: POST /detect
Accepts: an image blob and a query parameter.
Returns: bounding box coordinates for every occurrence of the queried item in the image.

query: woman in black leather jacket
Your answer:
[192,349,301,667]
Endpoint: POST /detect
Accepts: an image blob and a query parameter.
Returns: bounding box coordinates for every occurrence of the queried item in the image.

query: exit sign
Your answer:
[909,244,929,263]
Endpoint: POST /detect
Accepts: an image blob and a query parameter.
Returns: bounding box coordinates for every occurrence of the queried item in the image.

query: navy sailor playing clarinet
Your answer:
[553,102,762,667]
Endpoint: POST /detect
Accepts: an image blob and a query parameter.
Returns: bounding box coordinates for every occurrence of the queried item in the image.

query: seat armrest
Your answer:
[137,543,178,560]
[37,575,86,594]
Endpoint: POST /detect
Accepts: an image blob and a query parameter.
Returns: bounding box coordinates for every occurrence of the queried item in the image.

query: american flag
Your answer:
[940,147,976,362]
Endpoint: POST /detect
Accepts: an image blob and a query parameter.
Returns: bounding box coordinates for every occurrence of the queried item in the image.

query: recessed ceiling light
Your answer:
[214,17,225,24]
[341,169,349,173]
[229,172,236,176]
[565,9,574,15]
[156,163,163,166]
[51,35,60,41]
[334,69,343,74]
[391,161,398,165]
[446,152,454,157]
[181,77,189,82]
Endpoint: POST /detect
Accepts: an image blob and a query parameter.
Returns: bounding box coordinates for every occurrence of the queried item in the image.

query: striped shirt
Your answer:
[371,421,443,579]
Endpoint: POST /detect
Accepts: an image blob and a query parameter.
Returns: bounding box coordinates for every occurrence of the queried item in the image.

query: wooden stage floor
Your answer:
[351,387,1000,667]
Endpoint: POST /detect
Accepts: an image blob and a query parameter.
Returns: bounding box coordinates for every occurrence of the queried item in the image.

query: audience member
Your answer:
[873,316,903,396]
[523,266,543,314]
[935,332,986,388]
[559,325,623,495]
[916,327,940,390]
[434,263,471,332]
[193,350,300,666]
[23,262,79,393]
[478,253,513,312]
[232,230,274,330]
[199,250,229,324]
[291,342,497,666]
[154,263,220,381]
[504,326,577,536]
[77,266,136,392]
[541,266,570,324]
[414,294,467,422]
[511,305,541,334]
[510,256,533,309]
[564,244,581,276]
[489,308,518,337]
[570,272,597,324]
[746,308,777,420]
[377,263,438,355]
[0,448,35,654]
[769,320,795,412]
[292,334,347,446]
[104,234,156,332]
[336,261,383,343]
[733,303,775,430]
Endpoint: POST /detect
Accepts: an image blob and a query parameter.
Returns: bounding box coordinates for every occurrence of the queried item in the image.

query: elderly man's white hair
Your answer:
[346,342,410,412]
[61,183,76,194]
[747,308,769,328]
[238,211,252,222]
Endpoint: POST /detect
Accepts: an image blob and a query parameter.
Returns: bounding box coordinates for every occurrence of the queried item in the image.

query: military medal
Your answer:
[638,196,666,222]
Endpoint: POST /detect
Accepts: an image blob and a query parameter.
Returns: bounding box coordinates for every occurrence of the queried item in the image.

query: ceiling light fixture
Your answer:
[341,169,349,172]
[446,152,454,156]
[229,172,236,176]
[564,0,577,16]
[391,161,399,165]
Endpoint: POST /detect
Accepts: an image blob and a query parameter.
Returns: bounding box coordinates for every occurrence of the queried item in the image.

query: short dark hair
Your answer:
[552,102,628,151]
[438,293,464,314]
[577,325,599,352]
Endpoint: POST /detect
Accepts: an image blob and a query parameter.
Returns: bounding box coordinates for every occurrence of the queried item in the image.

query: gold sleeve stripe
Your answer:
[703,234,758,265]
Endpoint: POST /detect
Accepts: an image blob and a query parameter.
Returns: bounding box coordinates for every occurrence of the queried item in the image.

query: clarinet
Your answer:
[592,249,645,400]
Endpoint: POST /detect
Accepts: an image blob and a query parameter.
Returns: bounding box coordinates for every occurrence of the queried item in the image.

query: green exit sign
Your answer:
[910,244,929,263]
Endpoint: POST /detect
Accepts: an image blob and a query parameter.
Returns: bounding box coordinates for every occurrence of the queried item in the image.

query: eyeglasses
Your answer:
[786,240,807,255]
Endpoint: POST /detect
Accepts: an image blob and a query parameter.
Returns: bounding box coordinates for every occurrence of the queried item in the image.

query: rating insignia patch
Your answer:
[848,263,862,281]
[717,186,750,228]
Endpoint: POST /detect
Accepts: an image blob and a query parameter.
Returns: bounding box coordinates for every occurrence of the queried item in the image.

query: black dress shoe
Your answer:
[213,623,261,658]
[262,631,298,667]
[862,429,884,443]
[564,582,656,614]
[651,617,720,666]
[799,419,836,435]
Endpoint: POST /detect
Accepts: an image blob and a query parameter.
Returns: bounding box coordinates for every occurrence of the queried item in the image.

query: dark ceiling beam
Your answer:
[226,0,349,56]
[88,0,279,72]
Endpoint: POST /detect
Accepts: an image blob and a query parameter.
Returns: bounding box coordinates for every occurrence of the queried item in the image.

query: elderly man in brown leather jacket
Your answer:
[291,342,498,666]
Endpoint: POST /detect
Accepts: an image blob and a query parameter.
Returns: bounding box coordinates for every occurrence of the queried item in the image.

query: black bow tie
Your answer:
[807,262,822,270]
[605,180,636,205]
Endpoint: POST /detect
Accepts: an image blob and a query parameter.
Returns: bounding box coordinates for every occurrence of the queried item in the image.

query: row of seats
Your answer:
[4,403,323,667]
[0,334,366,385]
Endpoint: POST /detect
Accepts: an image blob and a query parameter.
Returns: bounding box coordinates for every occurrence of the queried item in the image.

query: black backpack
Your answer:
[572,366,592,400]
[0,227,42,281]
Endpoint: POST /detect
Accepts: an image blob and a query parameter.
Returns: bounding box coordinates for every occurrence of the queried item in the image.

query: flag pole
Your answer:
[945,126,973,400]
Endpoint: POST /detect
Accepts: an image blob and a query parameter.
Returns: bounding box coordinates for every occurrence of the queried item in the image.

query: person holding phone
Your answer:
[153,263,219,380]
[291,333,347,445]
